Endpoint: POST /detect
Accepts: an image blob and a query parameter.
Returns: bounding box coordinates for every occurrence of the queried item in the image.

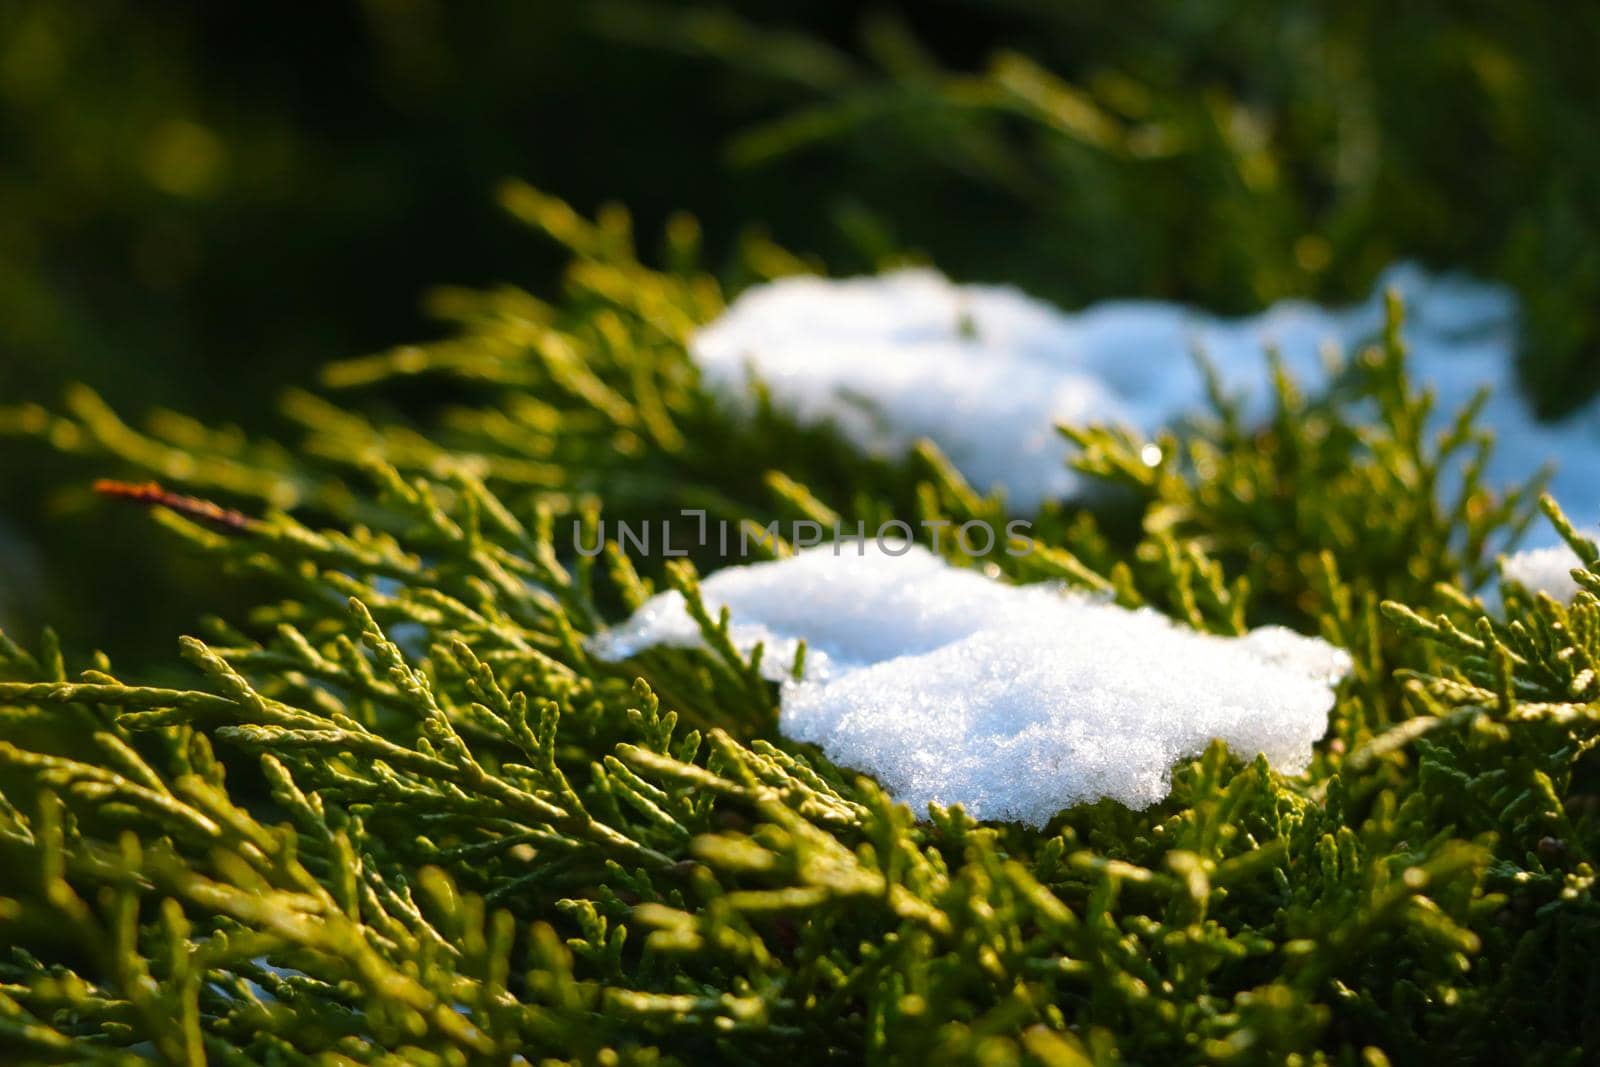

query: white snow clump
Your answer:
[1501,535,1599,601]
[590,542,1350,826]
[691,265,1600,540]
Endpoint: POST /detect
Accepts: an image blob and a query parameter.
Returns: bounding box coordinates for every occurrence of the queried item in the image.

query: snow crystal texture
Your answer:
[692,265,1600,541]
[591,543,1350,826]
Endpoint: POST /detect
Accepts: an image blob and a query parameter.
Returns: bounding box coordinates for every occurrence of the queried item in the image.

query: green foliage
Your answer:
[0,195,1595,1065]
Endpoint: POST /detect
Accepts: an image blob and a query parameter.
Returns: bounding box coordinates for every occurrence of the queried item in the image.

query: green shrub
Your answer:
[0,193,1593,1065]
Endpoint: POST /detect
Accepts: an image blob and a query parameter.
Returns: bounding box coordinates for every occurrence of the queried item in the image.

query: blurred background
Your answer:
[2,0,1598,661]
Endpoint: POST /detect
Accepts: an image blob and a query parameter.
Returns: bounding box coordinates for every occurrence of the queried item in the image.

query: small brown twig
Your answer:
[93,479,257,534]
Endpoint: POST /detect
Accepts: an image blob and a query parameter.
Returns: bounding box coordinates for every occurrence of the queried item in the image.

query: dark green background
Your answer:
[3,1,1597,660]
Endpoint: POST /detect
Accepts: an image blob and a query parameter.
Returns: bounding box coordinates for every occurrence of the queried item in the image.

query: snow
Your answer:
[1501,536,1598,601]
[651,264,1600,818]
[591,542,1349,825]
[691,265,1600,540]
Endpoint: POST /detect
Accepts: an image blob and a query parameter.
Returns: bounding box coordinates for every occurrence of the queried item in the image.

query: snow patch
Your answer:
[1501,537,1598,601]
[591,543,1349,825]
[691,265,1600,539]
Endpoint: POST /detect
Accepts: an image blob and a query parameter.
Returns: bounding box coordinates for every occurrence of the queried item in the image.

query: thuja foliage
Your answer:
[0,189,1596,1064]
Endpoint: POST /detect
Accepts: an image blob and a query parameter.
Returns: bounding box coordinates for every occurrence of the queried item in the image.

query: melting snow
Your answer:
[691,265,1600,540]
[592,543,1349,825]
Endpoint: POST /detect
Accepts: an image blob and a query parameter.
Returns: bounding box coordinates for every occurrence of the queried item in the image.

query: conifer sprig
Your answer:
[0,193,1594,1064]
